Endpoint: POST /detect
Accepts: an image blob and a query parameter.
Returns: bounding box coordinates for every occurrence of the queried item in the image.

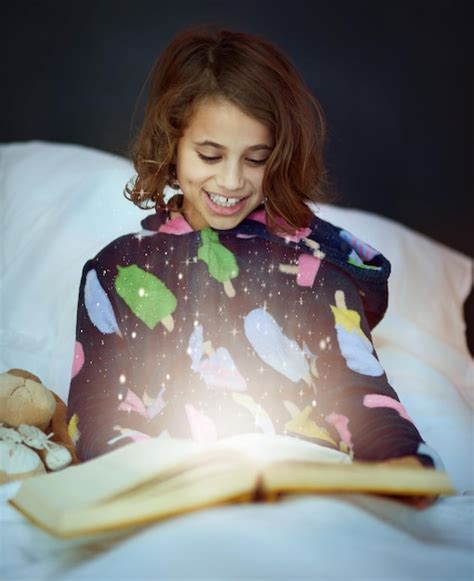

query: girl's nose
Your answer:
[216,161,244,192]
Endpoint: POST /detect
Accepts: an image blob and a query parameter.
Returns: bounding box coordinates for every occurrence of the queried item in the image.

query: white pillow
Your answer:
[373,342,473,492]
[0,141,153,400]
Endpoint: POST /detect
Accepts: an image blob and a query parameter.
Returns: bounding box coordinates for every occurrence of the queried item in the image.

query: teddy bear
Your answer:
[0,368,79,484]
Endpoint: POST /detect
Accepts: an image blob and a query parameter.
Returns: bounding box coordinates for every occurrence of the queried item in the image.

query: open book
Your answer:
[10,433,455,539]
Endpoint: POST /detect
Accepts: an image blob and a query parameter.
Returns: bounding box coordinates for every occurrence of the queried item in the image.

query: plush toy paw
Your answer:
[0,423,72,483]
[17,425,72,471]
[0,440,46,483]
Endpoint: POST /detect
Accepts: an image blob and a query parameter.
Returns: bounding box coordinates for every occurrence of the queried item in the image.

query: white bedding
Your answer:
[1,141,473,580]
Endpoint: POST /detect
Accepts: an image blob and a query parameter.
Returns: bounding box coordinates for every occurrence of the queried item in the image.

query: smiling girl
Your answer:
[67,27,443,502]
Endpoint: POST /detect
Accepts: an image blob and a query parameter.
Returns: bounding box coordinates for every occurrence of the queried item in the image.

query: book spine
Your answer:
[252,476,280,503]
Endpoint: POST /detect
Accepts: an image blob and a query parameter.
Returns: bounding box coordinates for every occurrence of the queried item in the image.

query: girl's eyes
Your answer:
[197,153,267,165]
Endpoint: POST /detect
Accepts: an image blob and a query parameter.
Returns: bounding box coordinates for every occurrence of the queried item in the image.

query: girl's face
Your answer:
[174,97,274,230]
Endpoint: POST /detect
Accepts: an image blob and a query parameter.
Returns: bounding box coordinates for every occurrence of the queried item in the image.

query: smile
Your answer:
[204,190,248,207]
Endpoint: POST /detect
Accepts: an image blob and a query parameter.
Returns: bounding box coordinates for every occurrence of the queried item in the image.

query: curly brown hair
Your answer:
[124,25,338,234]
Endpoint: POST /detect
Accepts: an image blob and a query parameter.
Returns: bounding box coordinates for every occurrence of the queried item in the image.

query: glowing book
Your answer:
[10,433,455,539]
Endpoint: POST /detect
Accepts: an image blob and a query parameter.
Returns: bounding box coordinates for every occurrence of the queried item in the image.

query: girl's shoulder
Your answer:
[306,212,391,279]
[304,213,391,331]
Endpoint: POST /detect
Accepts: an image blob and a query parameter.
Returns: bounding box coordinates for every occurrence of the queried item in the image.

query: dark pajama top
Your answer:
[67,204,441,469]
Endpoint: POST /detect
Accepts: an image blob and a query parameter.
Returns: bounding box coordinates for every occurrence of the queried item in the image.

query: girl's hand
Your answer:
[380,455,439,509]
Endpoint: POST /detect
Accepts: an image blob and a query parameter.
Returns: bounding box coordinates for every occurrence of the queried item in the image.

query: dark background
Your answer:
[2,0,473,348]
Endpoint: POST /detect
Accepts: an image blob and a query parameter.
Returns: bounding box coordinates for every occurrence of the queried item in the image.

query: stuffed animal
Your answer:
[0,369,79,484]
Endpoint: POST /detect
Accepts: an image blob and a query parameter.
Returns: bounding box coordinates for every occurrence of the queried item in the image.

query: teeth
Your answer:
[207,192,242,207]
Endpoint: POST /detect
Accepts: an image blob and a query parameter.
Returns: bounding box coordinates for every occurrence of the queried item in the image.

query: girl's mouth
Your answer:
[204,190,248,215]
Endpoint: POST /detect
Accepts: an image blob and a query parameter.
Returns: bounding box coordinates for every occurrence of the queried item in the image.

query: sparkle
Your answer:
[229,326,239,339]
[138,288,146,297]
[144,262,151,270]
[312,400,317,407]
[131,331,137,339]
[320,339,327,350]
[178,273,183,280]
[119,374,126,384]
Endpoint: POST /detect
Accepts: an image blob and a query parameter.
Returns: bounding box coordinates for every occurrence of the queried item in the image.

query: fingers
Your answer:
[400,495,439,509]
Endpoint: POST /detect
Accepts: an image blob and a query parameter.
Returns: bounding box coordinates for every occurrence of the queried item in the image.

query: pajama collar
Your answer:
[140,204,391,331]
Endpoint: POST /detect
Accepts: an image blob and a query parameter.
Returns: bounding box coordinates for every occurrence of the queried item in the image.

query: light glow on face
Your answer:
[174,97,274,231]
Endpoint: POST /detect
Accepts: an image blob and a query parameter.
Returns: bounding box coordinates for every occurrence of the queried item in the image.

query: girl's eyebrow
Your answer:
[194,140,272,151]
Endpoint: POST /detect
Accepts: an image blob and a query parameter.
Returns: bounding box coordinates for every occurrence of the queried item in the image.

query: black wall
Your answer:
[2,1,472,255]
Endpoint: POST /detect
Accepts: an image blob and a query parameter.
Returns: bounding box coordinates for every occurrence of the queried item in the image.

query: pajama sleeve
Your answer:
[315,272,443,470]
[67,258,148,461]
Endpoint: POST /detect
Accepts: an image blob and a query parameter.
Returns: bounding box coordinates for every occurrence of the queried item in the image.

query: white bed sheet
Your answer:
[0,141,473,580]
[1,482,473,580]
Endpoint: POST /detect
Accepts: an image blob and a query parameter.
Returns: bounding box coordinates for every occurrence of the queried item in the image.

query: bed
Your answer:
[1,140,473,580]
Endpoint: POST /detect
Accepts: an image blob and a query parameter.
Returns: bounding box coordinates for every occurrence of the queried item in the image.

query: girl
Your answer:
[67,27,443,490]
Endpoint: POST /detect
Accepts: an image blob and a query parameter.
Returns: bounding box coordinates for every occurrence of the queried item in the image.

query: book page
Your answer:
[57,459,260,538]
[261,459,456,497]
